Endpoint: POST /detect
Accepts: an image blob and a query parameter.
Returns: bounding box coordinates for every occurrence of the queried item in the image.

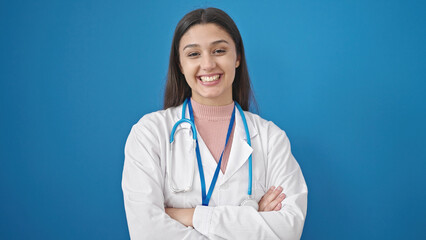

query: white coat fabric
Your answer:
[122,103,308,240]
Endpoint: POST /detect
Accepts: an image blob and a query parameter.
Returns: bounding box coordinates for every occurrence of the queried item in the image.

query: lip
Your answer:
[197,73,223,78]
[197,73,223,86]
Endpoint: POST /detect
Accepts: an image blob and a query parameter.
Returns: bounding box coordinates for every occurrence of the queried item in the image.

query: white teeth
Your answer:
[200,75,220,82]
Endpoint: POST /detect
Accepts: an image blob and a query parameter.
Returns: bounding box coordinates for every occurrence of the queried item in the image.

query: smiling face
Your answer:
[179,23,240,106]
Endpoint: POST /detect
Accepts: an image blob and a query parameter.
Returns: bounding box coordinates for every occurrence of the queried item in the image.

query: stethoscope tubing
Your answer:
[234,103,253,196]
[170,118,197,142]
[169,98,254,203]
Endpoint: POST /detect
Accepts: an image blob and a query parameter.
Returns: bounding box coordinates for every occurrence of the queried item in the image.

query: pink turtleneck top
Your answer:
[190,98,235,173]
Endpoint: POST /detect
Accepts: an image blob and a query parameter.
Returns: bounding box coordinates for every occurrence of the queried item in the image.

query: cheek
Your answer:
[180,61,196,76]
[223,59,237,75]
[181,67,196,86]
[223,54,238,71]
[179,58,185,74]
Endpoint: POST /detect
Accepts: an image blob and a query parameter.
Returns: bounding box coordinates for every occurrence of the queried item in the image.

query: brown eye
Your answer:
[188,52,200,57]
[214,49,226,54]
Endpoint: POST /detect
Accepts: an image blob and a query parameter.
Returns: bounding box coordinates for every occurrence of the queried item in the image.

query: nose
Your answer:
[200,54,216,71]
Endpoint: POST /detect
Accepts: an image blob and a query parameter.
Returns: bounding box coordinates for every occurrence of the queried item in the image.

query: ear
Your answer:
[235,54,241,68]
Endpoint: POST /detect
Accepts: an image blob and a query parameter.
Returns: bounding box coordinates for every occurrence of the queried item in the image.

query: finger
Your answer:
[263,186,276,198]
[259,186,275,206]
[265,193,286,211]
[259,186,283,210]
[273,202,282,211]
[265,186,283,203]
[264,198,282,211]
[260,186,281,208]
[267,186,276,194]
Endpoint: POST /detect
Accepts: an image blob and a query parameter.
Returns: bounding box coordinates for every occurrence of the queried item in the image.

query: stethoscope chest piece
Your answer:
[168,127,196,193]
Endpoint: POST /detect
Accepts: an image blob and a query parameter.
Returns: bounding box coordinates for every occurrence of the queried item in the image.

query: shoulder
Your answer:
[131,105,181,134]
[244,111,288,138]
[125,106,182,154]
[243,111,292,154]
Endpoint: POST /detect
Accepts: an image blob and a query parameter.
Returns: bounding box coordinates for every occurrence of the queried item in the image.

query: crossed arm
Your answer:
[165,186,286,227]
[123,120,307,239]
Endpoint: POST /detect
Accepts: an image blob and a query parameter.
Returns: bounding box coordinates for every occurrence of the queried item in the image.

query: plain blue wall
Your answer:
[1,0,425,239]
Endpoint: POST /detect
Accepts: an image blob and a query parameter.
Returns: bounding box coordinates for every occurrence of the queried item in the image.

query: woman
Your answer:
[122,8,307,240]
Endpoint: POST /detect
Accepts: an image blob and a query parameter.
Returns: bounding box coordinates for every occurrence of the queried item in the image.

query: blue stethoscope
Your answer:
[169,98,258,210]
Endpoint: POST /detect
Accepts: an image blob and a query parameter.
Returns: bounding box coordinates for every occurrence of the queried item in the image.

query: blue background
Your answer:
[1,0,425,239]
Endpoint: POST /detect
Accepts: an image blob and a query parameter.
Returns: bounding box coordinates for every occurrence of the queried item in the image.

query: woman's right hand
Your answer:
[258,186,286,212]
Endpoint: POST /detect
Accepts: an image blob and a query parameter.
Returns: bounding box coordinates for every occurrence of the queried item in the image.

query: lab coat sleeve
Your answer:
[192,122,308,240]
[122,121,208,240]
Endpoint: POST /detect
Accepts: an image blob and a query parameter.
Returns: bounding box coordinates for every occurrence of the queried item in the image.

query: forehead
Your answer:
[179,23,235,49]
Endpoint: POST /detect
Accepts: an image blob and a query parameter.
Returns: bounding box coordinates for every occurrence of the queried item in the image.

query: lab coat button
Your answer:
[221,183,229,190]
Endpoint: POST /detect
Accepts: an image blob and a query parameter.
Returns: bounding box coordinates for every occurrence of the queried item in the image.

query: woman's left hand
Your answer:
[258,186,286,212]
[165,208,195,227]
[165,186,285,226]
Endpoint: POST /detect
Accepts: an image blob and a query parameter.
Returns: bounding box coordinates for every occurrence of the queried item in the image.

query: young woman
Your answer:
[122,8,308,240]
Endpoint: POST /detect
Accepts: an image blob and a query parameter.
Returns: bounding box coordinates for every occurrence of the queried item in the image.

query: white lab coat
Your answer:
[122,103,308,240]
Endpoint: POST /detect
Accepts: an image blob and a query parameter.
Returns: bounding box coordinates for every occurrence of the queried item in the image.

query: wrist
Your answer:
[186,208,195,227]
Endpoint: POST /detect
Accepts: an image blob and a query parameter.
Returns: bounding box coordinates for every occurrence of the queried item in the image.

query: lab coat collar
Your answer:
[222,108,257,183]
[173,102,258,139]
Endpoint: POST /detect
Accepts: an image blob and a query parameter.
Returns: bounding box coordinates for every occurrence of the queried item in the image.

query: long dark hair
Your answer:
[163,8,256,111]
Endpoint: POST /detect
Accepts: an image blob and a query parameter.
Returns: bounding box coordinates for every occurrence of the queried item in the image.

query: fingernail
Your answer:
[270,186,275,190]
[277,186,283,191]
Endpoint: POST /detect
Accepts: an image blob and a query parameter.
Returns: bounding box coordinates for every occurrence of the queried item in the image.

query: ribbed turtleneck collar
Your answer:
[190,98,235,121]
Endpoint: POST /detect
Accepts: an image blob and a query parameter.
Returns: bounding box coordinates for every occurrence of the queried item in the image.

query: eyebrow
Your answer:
[182,40,229,51]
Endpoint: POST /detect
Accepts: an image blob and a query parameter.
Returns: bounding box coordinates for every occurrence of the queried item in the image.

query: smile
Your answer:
[199,74,221,82]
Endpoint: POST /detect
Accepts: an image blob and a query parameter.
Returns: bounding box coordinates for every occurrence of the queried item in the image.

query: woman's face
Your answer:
[179,23,240,106]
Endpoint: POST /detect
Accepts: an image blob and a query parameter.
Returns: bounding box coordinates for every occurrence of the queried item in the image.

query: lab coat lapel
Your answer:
[221,108,257,184]
[197,134,224,188]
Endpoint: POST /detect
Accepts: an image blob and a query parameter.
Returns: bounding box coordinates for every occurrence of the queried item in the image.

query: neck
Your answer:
[190,98,234,120]
[191,95,233,106]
